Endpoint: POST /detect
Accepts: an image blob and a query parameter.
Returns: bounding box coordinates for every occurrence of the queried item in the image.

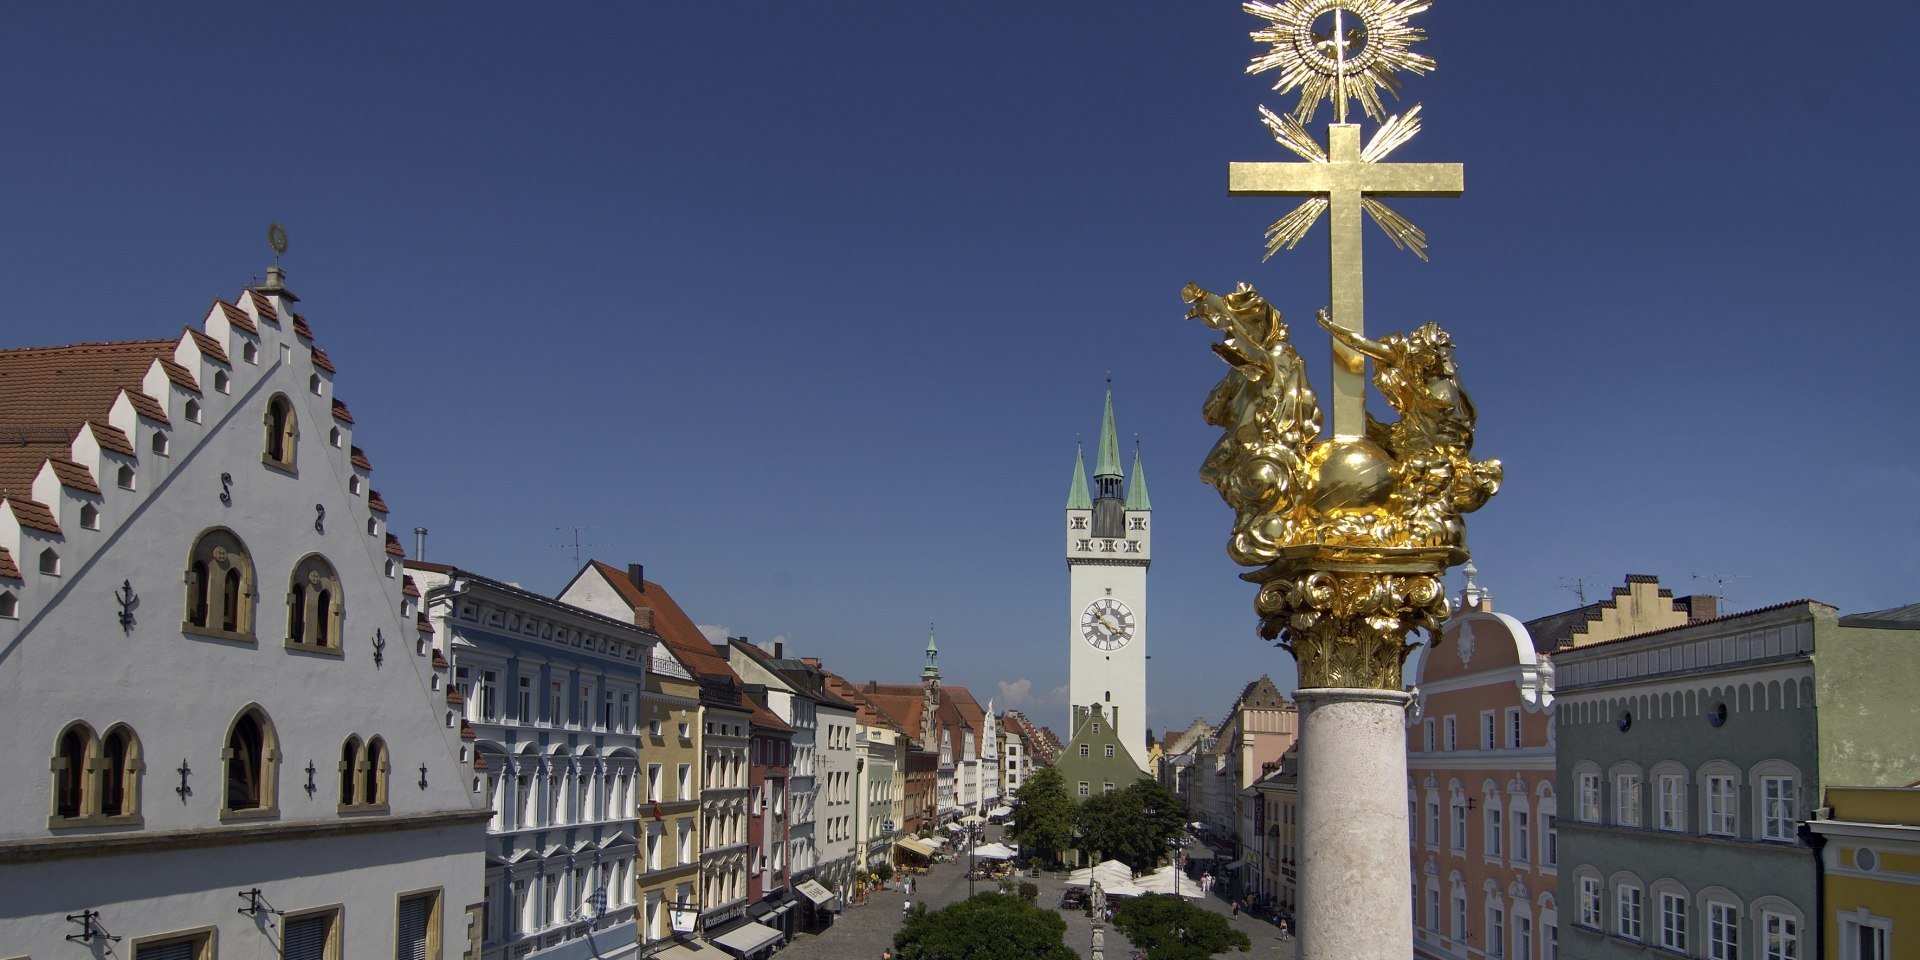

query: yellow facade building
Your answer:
[1811,786,1920,960]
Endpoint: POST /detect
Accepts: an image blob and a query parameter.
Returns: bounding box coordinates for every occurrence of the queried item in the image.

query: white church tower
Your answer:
[1065,387,1152,772]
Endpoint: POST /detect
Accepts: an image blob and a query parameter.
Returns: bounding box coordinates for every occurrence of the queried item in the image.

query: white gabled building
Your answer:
[0,267,488,960]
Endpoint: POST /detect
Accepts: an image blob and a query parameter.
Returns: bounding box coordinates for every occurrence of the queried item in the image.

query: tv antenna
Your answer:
[1558,577,1588,606]
[1691,572,1748,611]
[555,524,604,573]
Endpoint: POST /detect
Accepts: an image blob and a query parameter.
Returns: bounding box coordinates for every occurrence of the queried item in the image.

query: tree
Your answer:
[1112,895,1252,960]
[892,893,1078,960]
[1074,779,1187,871]
[1009,767,1074,866]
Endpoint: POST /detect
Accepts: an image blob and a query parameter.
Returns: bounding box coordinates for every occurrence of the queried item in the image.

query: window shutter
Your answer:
[396,894,433,960]
[135,939,200,960]
[283,913,332,960]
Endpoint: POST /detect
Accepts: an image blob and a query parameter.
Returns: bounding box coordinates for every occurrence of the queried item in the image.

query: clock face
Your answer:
[1080,598,1136,651]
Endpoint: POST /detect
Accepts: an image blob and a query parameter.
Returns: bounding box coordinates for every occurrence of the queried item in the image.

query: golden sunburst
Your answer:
[1245,0,1435,123]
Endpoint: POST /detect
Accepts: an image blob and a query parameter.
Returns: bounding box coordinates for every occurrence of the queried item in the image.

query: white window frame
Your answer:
[1506,707,1522,748]
[1614,771,1642,827]
[1616,882,1643,941]
[1657,770,1687,831]
[1762,909,1802,960]
[1707,900,1740,960]
[1579,876,1602,929]
[1578,770,1601,823]
[1760,774,1796,841]
[1837,909,1888,960]
[1705,774,1738,837]
[1660,891,1689,952]
[1482,710,1497,750]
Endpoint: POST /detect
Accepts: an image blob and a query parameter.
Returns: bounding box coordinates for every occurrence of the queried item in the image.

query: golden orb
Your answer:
[1305,436,1394,516]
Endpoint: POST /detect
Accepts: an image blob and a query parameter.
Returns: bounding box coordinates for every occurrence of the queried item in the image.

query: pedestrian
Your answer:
[1231,899,1240,917]
[902,899,912,918]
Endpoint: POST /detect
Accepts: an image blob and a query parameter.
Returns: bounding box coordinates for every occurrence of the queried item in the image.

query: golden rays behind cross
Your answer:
[1245,0,1435,124]
[1255,104,1436,260]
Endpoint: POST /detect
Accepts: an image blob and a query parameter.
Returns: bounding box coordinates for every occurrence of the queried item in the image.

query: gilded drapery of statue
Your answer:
[1185,282,1500,565]
[1185,282,1502,688]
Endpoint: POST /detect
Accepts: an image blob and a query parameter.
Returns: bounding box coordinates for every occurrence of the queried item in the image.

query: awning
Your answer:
[655,940,729,960]
[795,879,835,906]
[896,838,937,857]
[987,805,1013,818]
[1224,859,1247,870]
[959,814,986,825]
[711,921,783,957]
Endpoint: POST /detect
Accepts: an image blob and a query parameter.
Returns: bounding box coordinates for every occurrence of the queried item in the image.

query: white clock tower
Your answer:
[1065,387,1152,772]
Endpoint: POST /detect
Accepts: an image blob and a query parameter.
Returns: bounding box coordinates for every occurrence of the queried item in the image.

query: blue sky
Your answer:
[4,4,1917,733]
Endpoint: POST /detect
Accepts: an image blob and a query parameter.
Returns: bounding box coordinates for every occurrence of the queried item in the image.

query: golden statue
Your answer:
[1182,0,1500,691]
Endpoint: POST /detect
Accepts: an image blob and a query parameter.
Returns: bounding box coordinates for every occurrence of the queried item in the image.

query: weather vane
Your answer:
[267,222,289,263]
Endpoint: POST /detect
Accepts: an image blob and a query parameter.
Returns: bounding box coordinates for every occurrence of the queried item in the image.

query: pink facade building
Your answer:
[1406,575,1560,960]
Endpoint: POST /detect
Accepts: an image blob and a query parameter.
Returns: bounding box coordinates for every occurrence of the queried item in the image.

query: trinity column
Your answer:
[1182,4,1502,960]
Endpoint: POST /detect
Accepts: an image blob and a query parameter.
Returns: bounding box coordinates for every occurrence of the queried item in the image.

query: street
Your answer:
[778,828,1298,959]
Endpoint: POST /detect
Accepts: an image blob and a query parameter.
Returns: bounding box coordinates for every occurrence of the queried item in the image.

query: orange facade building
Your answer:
[1406,581,1560,960]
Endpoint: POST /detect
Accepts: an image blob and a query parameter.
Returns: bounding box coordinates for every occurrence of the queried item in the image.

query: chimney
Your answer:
[413,527,428,560]
[627,564,645,591]
[773,641,784,659]
[1680,594,1718,622]
[633,608,654,630]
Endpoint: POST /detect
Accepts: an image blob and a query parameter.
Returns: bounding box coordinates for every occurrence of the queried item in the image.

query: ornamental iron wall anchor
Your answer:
[65,911,121,945]
[313,504,326,534]
[371,628,386,667]
[220,472,233,506]
[115,579,138,634]
[176,760,192,800]
[304,761,317,797]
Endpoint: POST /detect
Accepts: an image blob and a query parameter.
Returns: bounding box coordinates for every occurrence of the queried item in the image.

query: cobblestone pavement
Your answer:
[774,829,1297,960]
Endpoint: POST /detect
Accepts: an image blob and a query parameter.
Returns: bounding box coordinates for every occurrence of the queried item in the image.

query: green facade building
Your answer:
[1554,600,1920,960]
[1054,702,1148,802]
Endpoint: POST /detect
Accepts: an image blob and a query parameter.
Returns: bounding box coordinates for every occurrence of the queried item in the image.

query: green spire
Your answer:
[1094,387,1123,480]
[1125,446,1152,511]
[922,622,940,680]
[1067,444,1092,511]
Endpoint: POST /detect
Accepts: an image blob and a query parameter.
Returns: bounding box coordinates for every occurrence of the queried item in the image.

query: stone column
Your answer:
[1294,687,1413,960]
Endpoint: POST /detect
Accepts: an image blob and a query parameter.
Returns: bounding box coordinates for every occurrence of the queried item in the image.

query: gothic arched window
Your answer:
[184,528,254,638]
[263,393,297,469]
[222,707,278,817]
[52,722,94,820]
[286,554,343,650]
[339,736,363,805]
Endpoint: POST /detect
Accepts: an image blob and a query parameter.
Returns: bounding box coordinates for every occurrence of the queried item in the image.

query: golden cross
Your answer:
[1228,123,1461,436]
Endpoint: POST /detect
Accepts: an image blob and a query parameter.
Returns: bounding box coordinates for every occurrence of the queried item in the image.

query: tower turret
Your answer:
[1092,388,1126,538]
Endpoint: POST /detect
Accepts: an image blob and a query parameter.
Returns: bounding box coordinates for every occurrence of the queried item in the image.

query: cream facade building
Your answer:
[0,269,486,960]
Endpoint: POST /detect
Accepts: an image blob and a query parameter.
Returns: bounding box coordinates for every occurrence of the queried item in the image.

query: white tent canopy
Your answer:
[972,842,1018,860]
[1064,860,1134,889]
[1134,865,1205,899]
[959,813,986,825]
[987,805,1014,818]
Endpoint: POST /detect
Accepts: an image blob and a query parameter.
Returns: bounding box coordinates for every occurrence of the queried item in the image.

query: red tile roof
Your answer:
[292,313,313,339]
[0,338,174,498]
[158,359,200,394]
[48,458,100,494]
[416,611,432,631]
[331,399,354,424]
[247,290,281,325]
[351,446,371,470]
[402,575,421,598]
[6,497,61,535]
[432,650,450,668]
[90,422,134,456]
[387,534,406,557]
[186,328,230,366]
[124,390,169,425]
[215,299,256,335]
[583,560,738,683]
[742,691,792,732]
[367,489,388,514]
[310,347,334,373]
[0,545,18,580]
